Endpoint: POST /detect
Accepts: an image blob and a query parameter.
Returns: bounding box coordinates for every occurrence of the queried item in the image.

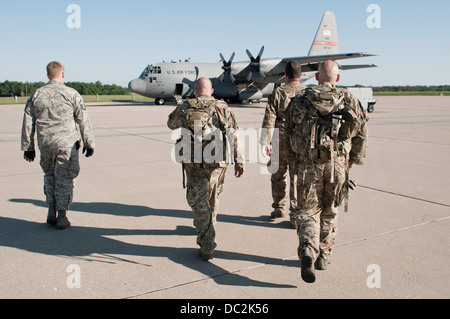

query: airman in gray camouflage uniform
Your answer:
[167,77,244,261]
[21,61,95,229]
[261,61,306,226]
[285,60,368,283]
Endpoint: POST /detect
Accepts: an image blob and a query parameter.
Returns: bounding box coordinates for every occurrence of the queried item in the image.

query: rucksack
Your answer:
[287,86,345,163]
[287,85,368,211]
[181,98,227,166]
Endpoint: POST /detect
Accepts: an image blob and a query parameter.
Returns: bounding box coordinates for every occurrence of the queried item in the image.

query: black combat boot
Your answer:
[46,203,57,225]
[57,210,71,230]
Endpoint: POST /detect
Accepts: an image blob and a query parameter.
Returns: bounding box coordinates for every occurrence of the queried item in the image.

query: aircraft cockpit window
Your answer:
[139,65,152,79]
[150,66,161,74]
[149,77,157,83]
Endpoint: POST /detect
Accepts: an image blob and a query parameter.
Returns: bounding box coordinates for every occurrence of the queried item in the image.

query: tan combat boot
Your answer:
[299,246,316,283]
[315,255,330,270]
[270,209,284,219]
[290,218,297,229]
[199,250,214,261]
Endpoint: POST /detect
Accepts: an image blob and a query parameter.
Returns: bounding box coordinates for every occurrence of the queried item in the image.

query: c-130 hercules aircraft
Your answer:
[128,11,376,105]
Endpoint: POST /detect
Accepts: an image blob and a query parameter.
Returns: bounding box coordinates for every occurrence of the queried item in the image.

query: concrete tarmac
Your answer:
[0,96,449,299]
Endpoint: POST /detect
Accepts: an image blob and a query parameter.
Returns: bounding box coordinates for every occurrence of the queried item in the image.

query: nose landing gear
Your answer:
[155,98,165,105]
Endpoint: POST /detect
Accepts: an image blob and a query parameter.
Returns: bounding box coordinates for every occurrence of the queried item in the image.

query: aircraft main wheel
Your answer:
[155,98,165,105]
[367,103,375,113]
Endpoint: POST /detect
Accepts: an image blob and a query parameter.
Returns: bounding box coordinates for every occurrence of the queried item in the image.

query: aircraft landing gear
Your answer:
[155,98,165,105]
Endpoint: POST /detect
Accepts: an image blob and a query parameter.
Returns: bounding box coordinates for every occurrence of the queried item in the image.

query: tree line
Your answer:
[346,84,450,92]
[370,85,450,92]
[310,84,450,92]
[1,81,449,97]
[0,80,128,96]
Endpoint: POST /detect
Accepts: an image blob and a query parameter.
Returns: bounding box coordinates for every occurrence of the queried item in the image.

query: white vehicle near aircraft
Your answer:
[128,11,377,105]
[346,87,377,113]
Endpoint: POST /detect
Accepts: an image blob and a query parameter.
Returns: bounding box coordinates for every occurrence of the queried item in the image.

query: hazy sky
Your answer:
[1,0,449,87]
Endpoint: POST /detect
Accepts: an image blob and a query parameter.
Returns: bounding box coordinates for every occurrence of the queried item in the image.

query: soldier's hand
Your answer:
[261,144,271,158]
[234,164,244,178]
[83,147,94,157]
[24,151,35,162]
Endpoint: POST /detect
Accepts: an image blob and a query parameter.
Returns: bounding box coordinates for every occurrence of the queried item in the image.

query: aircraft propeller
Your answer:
[246,46,266,81]
[219,52,235,82]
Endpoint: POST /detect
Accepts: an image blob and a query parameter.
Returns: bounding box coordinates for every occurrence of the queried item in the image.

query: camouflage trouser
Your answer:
[184,164,227,254]
[40,144,80,211]
[296,156,346,261]
[269,136,297,220]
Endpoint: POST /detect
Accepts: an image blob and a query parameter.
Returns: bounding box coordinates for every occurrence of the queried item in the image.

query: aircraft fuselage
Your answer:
[128,60,314,105]
[127,11,376,105]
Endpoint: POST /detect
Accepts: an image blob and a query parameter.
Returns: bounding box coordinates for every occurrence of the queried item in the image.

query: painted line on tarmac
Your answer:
[359,185,450,208]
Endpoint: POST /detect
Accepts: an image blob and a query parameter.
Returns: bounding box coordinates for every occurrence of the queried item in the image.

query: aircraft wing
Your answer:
[273,52,376,74]
[338,64,378,70]
[282,52,376,66]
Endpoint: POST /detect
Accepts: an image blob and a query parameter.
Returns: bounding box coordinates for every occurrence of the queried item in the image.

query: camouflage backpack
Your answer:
[287,85,368,211]
[287,86,346,163]
[182,98,226,166]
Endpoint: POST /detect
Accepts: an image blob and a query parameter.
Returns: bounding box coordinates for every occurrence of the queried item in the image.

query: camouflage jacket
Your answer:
[336,84,369,165]
[260,81,306,145]
[167,95,244,169]
[21,81,95,152]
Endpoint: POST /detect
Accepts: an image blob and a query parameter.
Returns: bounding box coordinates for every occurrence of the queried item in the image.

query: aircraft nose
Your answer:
[128,79,146,95]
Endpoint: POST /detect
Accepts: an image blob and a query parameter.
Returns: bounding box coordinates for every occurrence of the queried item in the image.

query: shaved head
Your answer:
[316,60,340,85]
[194,77,214,97]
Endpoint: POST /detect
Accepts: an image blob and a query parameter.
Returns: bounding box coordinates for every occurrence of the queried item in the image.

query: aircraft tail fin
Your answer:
[308,11,339,56]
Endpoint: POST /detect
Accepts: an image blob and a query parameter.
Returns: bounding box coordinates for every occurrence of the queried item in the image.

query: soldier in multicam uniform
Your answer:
[21,61,95,230]
[167,77,245,261]
[285,60,368,283]
[261,61,306,227]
